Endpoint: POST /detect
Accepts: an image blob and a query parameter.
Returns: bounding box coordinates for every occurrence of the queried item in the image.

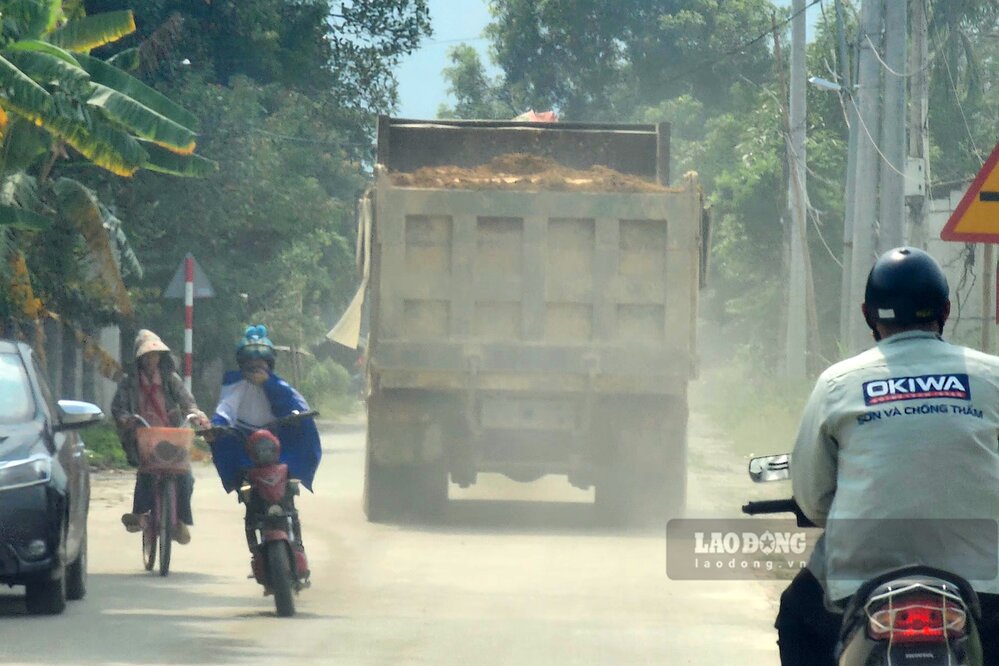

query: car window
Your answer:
[30,355,57,417]
[0,352,35,423]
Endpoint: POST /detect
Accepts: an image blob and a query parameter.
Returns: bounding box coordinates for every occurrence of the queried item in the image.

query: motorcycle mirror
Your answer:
[748,454,791,483]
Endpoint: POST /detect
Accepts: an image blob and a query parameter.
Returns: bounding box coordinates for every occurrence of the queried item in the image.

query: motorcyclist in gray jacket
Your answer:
[776,247,999,665]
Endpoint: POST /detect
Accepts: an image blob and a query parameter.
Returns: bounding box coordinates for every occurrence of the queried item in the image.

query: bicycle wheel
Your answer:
[142,505,156,571]
[157,477,173,576]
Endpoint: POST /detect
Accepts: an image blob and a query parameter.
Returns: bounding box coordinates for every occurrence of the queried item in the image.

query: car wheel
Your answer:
[66,526,87,600]
[25,525,67,615]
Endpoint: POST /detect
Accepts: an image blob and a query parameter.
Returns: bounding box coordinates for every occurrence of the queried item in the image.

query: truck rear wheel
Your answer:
[363,437,403,522]
[364,392,451,523]
[364,447,448,522]
[414,457,448,520]
[593,463,632,524]
[592,398,687,524]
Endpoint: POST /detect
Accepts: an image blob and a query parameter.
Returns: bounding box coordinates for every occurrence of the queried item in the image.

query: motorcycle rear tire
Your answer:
[267,542,295,617]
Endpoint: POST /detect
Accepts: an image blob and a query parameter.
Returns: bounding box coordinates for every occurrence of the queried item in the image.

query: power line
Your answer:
[427,36,489,45]
[847,93,908,179]
[782,128,844,268]
[865,33,941,78]
[938,40,985,165]
[660,0,826,87]
[244,126,370,149]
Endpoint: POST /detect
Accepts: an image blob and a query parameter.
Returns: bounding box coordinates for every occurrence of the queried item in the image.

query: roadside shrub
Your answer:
[82,421,127,468]
[692,360,813,460]
[298,357,358,416]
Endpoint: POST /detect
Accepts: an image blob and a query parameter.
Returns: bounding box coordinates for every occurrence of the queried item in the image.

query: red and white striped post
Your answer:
[184,255,194,391]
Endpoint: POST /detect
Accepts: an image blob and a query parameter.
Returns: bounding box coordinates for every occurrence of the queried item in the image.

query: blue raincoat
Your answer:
[210,370,322,493]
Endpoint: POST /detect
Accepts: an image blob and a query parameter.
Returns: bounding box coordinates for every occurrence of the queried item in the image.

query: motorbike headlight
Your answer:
[0,455,51,492]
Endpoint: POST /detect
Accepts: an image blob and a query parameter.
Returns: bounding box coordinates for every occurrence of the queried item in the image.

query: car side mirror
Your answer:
[53,400,104,432]
[748,454,791,483]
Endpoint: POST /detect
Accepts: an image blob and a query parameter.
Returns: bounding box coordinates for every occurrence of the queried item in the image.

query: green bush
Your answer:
[81,421,128,469]
[692,362,814,460]
[298,357,358,416]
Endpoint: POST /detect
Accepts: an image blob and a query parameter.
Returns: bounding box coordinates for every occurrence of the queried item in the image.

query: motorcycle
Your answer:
[200,410,318,617]
[743,454,984,665]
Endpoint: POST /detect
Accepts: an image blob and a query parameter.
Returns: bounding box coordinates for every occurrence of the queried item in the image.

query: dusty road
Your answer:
[0,414,785,665]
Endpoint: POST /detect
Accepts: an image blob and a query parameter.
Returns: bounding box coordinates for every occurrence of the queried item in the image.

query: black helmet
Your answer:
[863,247,949,330]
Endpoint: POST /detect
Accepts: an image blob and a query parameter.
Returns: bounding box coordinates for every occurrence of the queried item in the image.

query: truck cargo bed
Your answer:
[372,185,700,395]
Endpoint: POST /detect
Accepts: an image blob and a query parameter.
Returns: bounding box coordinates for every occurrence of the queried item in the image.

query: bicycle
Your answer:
[133,414,197,576]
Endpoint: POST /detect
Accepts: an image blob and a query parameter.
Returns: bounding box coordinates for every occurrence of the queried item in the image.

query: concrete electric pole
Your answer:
[907,0,930,248]
[784,0,809,378]
[879,0,907,251]
[845,0,885,355]
[837,0,859,348]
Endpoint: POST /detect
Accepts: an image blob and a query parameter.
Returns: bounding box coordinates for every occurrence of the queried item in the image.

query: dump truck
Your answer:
[356,116,708,521]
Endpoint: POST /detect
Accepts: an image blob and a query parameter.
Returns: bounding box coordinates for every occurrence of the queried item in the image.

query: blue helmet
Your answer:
[236,324,276,368]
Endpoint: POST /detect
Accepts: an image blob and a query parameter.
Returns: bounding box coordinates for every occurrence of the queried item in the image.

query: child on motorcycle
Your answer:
[206,325,322,547]
[111,329,209,545]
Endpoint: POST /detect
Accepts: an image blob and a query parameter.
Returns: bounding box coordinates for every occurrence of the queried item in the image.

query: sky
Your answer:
[395,0,495,119]
[394,0,819,120]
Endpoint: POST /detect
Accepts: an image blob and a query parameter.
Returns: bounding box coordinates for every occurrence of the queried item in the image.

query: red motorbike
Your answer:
[201,411,316,617]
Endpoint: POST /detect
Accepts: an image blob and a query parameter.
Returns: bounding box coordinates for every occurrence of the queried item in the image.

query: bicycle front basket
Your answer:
[136,427,194,474]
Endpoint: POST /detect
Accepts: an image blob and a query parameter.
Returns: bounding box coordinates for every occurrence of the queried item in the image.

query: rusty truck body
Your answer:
[360,117,707,521]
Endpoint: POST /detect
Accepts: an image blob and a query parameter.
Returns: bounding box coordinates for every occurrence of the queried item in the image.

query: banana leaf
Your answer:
[40,110,148,177]
[99,202,142,279]
[87,83,196,154]
[4,49,90,97]
[4,0,63,40]
[107,47,140,72]
[45,11,135,52]
[139,140,217,177]
[0,202,51,230]
[7,40,84,67]
[0,54,52,114]
[1,118,49,173]
[0,172,41,210]
[54,177,131,315]
[75,53,199,131]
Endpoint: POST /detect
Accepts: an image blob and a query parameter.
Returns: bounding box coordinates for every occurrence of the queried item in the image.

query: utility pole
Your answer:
[846,0,885,354]
[879,0,907,251]
[784,0,808,378]
[837,0,859,348]
[907,0,930,248]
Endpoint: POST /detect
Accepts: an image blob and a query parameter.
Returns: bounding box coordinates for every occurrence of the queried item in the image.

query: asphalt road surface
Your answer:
[0,413,785,665]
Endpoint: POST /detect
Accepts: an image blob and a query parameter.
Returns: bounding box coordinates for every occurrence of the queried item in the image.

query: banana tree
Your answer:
[0,0,214,324]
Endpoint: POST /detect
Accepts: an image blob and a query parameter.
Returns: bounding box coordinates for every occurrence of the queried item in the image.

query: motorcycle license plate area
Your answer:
[136,427,194,474]
[845,587,978,665]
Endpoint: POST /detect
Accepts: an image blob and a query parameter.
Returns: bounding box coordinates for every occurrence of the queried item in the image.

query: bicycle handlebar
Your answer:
[129,412,204,429]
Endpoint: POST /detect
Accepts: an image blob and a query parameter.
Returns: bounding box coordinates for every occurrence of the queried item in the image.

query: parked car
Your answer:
[0,339,103,614]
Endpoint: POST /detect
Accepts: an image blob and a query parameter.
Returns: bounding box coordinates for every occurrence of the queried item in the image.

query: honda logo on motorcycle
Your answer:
[863,374,970,406]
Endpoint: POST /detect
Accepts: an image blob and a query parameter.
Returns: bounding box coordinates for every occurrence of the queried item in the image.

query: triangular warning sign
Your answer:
[163,253,215,299]
[941,141,999,242]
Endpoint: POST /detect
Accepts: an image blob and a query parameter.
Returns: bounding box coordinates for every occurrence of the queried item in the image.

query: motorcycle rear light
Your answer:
[867,594,967,643]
